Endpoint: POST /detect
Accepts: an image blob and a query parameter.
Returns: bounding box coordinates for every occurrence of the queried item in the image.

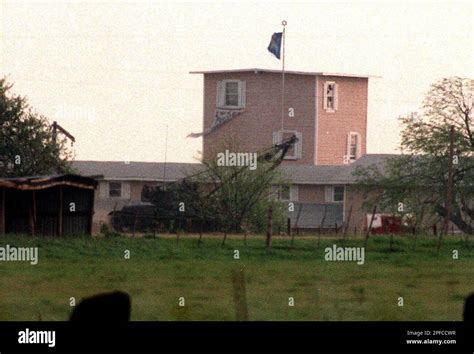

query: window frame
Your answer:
[332,186,345,203]
[325,185,345,203]
[276,185,298,202]
[278,185,291,201]
[109,182,122,198]
[273,130,302,160]
[323,81,338,113]
[141,184,154,203]
[218,80,244,109]
[346,131,361,163]
[280,130,297,160]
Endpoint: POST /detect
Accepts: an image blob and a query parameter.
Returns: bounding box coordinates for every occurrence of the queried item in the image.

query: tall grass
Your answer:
[0,233,472,321]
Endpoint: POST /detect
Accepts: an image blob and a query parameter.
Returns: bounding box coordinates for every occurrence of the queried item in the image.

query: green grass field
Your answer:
[0,233,473,321]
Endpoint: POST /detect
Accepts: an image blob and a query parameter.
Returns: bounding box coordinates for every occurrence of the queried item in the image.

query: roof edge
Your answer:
[189,68,379,79]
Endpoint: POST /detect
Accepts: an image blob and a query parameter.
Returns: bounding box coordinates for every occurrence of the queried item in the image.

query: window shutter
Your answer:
[325,186,333,202]
[356,133,362,159]
[323,82,328,110]
[239,81,246,108]
[334,83,339,110]
[216,81,224,107]
[295,132,303,159]
[122,182,131,199]
[99,182,109,199]
[346,133,352,161]
[290,185,299,201]
[272,131,281,145]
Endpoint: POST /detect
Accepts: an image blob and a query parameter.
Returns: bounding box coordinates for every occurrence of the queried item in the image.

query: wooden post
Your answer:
[342,204,353,247]
[288,218,295,247]
[30,190,36,236]
[88,189,94,235]
[287,218,292,237]
[443,125,455,235]
[266,206,273,251]
[343,205,353,236]
[176,219,181,244]
[412,229,418,251]
[294,204,302,230]
[321,205,328,228]
[198,219,203,247]
[231,268,249,321]
[364,205,377,248]
[52,121,57,143]
[318,205,328,249]
[58,186,63,236]
[132,210,139,237]
[1,188,5,235]
[221,227,228,247]
[186,218,192,234]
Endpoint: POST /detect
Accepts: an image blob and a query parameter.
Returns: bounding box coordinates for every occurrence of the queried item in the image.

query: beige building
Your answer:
[72,68,399,234]
[73,154,393,234]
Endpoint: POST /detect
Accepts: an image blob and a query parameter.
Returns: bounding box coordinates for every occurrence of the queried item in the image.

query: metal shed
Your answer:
[0,174,97,236]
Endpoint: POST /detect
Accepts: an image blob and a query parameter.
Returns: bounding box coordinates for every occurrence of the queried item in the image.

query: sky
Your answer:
[1,0,472,163]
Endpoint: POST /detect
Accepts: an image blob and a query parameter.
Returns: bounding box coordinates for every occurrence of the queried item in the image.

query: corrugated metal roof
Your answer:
[189,68,379,78]
[0,174,97,190]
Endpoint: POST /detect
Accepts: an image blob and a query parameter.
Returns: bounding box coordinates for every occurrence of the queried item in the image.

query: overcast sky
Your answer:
[1,0,472,163]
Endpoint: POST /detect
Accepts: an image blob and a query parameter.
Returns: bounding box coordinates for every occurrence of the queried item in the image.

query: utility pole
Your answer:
[51,121,75,174]
[443,125,455,235]
[52,121,75,145]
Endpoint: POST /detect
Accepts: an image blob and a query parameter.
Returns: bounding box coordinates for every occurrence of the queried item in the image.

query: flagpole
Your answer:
[281,20,287,132]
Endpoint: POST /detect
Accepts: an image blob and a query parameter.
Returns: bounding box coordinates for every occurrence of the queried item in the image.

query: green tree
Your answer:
[177,141,289,234]
[0,77,72,177]
[146,137,297,235]
[354,77,473,234]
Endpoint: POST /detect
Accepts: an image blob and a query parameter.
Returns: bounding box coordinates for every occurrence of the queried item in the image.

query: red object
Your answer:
[371,215,401,234]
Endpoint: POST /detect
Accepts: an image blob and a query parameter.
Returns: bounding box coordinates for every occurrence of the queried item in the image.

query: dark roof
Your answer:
[330,154,397,183]
[72,154,398,184]
[190,68,378,79]
[0,174,97,190]
[72,161,202,182]
[279,154,397,184]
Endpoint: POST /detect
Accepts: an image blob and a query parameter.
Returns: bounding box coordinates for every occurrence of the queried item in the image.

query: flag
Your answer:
[267,32,282,59]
